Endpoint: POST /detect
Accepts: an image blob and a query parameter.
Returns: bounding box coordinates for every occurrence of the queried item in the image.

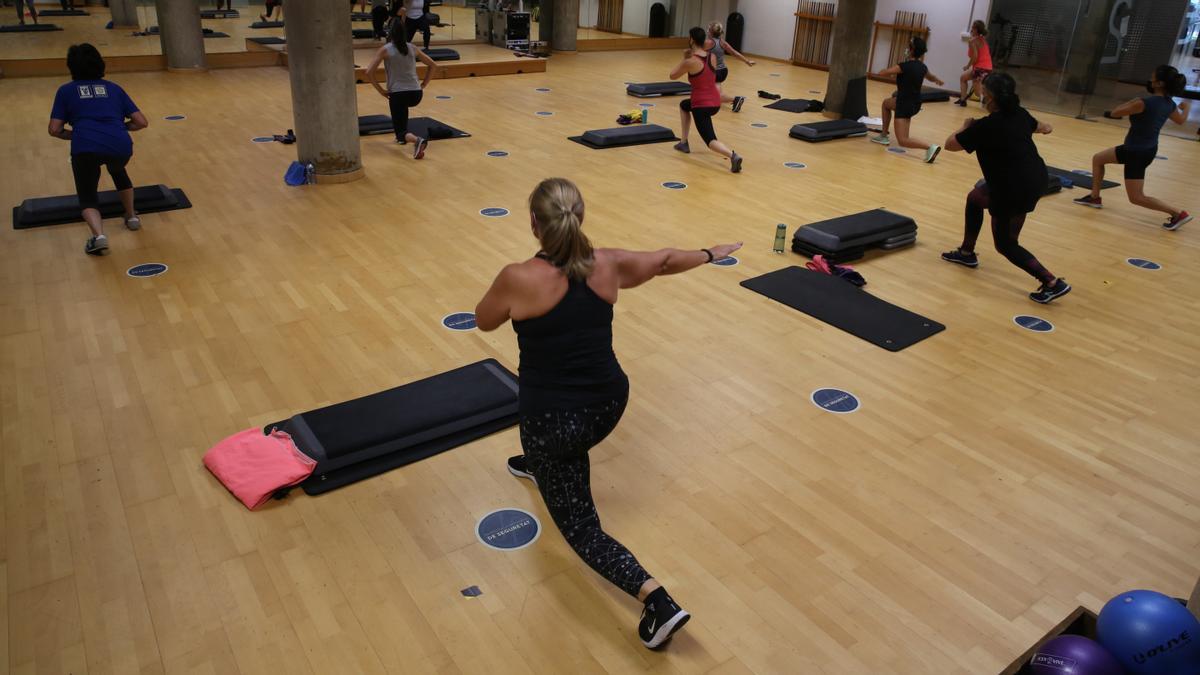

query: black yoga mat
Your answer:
[266,359,519,495]
[0,23,62,31]
[741,266,944,351]
[1046,166,1119,190]
[359,115,471,139]
[250,20,283,28]
[13,184,191,230]
[37,9,88,16]
[765,98,815,113]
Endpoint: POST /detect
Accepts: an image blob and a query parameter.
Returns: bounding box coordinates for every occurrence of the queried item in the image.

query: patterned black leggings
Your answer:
[519,396,652,598]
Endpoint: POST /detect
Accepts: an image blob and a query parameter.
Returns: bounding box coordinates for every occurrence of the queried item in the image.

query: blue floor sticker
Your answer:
[811,388,860,414]
[477,508,540,550]
[784,161,807,169]
[639,102,655,108]
[442,312,477,331]
[480,207,510,217]
[436,95,452,100]
[164,114,185,121]
[1155,155,1167,160]
[661,181,687,190]
[126,263,168,278]
[1014,315,1054,333]
[535,87,551,92]
[535,111,553,116]
[461,586,483,597]
[751,122,768,128]
[486,150,509,157]
[1126,258,1161,270]
[1071,169,1092,176]
[887,147,906,154]
[769,73,781,77]
[251,136,274,143]
[710,255,738,266]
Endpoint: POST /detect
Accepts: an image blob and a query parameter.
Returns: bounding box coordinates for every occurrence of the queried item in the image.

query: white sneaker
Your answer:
[124,214,141,231]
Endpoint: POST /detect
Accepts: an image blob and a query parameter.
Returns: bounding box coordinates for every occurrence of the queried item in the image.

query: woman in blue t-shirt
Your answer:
[48,44,149,256]
[1073,65,1192,231]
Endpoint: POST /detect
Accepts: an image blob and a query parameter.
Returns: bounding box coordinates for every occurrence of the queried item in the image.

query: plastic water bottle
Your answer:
[641,108,648,124]
[304,162,315,185]
[773,223,787,253]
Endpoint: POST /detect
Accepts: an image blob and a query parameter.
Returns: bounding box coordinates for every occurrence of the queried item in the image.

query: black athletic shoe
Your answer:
[507,455,535,485]
[732,96,745,113]
[954,99,967,107]
[730,153,743,173]
[639,588,690,650]
[941,248,978,267]
[1030,278,1071,304]
[673,141,690,154]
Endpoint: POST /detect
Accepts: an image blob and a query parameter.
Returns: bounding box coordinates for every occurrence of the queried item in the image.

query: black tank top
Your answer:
[512,255,628,412]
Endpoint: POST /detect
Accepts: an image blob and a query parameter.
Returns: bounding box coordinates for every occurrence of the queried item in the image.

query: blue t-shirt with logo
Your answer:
[50,79,139,156]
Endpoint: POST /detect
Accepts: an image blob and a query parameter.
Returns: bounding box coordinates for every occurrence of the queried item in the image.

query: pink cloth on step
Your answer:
[204,428,316,510]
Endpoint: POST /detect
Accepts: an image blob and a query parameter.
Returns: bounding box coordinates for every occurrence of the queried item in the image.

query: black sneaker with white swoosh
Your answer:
[638,587,690,649]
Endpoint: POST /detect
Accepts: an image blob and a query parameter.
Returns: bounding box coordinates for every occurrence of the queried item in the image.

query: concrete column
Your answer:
[551,0,578,51]
[108,0,138,28]
[284,0,364,182]
[154,0,207,72]
[822,0,876,116]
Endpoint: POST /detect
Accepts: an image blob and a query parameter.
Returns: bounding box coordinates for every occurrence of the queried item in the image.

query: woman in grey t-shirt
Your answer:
[365,26,438,158]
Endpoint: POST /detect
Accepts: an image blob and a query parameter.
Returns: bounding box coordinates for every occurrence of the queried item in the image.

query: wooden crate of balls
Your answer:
[999,606,1099,675]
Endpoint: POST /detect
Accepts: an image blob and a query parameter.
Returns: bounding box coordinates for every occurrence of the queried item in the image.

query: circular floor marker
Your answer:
[1155,155,1167,160]
[751,122,768,128]
[808,90,822,94]
[811,388,860,414]
[887,147,906,154]
[535,87,551,92]
[1014,315,1054,333]
[783,161,807,169]
[661,181,687,190]
[535,111,553,116]
[710,255,739,266]
[126,263,168,278]
[436,95,452,100]
[164,114,185,121]
[441,312,477,331]
[480,207,510,217]
[486,150,509,157]
[769,73,782,77]
[251,136,274,143]
[1126,257,1161,270]
[638,102,655,108]
[476,508,541,550]
[1071,169,1092,176]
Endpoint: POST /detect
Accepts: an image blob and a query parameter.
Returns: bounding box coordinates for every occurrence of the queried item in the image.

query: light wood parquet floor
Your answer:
[1,48,1198,674]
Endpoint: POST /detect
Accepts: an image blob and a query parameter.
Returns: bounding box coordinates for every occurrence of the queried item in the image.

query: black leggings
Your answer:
[961,185,1054,284]
[680,99,720,145]
[519,396,652,598]
[371,4,389,37]
[387,89,423,141]
[264,0,281,18]
[405,14,431,50]
[16,0,35,21]
[71,153,133,210]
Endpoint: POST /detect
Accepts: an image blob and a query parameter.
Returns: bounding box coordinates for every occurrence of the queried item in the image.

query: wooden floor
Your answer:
[2,50,1199,674]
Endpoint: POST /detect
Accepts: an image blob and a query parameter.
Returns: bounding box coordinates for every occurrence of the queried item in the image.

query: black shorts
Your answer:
[1115,144,1156,180]
[894,96,921,119]
[680,99,720,145]
[71,153,133,210]
[715,67,728,84]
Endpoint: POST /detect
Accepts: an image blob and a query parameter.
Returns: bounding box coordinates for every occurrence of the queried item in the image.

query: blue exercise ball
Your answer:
[1029,635,1123,675]
[1097,589,1200,674]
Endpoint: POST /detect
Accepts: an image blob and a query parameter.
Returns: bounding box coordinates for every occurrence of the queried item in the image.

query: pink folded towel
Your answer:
[204,428,316,510]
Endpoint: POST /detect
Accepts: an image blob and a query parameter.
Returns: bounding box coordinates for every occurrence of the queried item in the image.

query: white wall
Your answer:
[735,0,800,59]
[623,0,652,35]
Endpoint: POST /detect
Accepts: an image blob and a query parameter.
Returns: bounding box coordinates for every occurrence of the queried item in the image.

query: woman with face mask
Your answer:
[1073,65,1192,231]
[941,72,1071,304]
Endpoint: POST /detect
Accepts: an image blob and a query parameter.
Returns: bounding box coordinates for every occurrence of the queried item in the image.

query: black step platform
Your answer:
[358,115,471,139]
[249,20,283,28]
[0,23,63,32]
[789,119,868,142]
[351,28,376,39]
[351,11,372,21]
[919,88,951,102]
[200,9,239,18]
[424,47,460,61]
[742,267,944,351]
[791,209,917,262]
[1046,166,1119,191]
[265,359,519,495]
[247,36,286,45]
[146,26,228,37]
[626,81,690,98]
[13,184,191,230]
[568,123,678,149]
[37,9,88,16]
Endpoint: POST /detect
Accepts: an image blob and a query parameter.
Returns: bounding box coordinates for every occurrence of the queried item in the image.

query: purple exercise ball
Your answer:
[1029,635,1124,675]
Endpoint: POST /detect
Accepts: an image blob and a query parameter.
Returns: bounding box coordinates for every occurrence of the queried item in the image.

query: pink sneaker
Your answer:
[1163,210,1191,231]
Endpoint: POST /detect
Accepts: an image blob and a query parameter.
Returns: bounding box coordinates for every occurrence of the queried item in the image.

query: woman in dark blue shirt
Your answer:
[870,36,946,164]
[49,44,149,256]
[1073,65,1192,231]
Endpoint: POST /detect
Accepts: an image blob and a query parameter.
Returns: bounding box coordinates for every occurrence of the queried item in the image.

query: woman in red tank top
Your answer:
[669,27,743,173]
[956,20,993,106]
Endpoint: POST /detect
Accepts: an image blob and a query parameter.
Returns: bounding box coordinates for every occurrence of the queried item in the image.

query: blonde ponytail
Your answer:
[708,21,723,38]
[529,178,594,281]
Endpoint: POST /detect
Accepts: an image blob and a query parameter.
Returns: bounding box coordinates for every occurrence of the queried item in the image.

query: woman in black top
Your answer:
[1073,65,1192,231]
[870,37,946,164]
[475,178,740,649]
[941,72,1071,304]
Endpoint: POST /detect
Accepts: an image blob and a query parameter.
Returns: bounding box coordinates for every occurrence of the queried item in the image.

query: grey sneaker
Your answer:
[870,133,891,145]
[85,234,108,256]
[924,144,941,163]
[124,214,141,231]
